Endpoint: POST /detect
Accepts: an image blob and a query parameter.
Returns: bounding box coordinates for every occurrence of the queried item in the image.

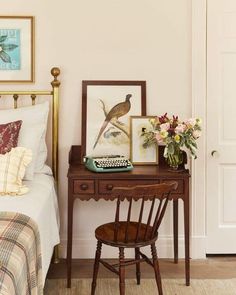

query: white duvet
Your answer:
[0,173,60,284]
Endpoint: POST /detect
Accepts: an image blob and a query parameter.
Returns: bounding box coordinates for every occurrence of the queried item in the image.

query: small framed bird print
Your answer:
[130,116,158,165]
[81,80,146,161]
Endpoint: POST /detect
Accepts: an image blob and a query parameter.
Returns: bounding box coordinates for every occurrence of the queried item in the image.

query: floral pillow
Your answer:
[0,120,22,154]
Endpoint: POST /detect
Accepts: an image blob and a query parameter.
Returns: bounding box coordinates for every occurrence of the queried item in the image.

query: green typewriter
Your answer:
[84,155,133,173]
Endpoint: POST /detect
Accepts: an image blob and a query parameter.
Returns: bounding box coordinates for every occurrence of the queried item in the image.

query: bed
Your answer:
[0,68,60,295]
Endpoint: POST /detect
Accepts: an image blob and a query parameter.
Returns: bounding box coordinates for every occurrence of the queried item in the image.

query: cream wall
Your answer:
[0,0,195,258]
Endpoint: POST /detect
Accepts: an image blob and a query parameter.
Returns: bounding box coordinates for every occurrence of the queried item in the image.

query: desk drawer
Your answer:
[160,179,184,194]
[98,180,160,194]
[73,180,95,194]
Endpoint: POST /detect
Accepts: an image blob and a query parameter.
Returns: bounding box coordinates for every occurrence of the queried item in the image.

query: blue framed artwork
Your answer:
[0,16,34,83]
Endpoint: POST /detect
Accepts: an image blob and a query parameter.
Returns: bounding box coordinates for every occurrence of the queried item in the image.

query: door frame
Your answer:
[191,0,207,258]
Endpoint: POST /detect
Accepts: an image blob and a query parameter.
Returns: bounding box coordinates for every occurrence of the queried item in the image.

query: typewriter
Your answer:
[84,155,133,173]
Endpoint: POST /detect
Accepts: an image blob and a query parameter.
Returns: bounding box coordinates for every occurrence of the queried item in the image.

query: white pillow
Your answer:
[0,101,49,179]
[18,125,44,180]
[0,147,32,196]
[34,137,51,174]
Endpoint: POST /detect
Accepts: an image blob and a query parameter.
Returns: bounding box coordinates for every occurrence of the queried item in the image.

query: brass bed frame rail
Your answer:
[0,67,60,184]
[0,67,60,262]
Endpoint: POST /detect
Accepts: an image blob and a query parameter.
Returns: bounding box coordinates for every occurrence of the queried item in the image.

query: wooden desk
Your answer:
[67,145,190,288]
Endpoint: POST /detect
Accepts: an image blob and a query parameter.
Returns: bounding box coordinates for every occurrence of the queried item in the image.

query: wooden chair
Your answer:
[91,181,178,295]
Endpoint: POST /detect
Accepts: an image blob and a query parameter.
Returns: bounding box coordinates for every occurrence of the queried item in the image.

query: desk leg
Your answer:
[184,183,190,286]
[173,199,178,264]
[67,183,74,288]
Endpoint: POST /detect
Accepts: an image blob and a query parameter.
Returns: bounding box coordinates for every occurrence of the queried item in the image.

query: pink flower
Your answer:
[175,123,186,134]
[160,122,170,131]
[155,131,163,143]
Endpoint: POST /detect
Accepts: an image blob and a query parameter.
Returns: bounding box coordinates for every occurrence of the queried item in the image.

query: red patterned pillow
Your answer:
[0,120,22,154]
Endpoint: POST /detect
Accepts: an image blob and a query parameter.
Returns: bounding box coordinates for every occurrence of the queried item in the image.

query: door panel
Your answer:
[207,0,236,253]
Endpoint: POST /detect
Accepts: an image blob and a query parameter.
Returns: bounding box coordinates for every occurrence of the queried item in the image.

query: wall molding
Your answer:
[60,235,206,259]
[191,0,207,257]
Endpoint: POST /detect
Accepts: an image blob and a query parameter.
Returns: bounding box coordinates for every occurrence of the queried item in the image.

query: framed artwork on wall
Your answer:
[130,116,158,165]
[0,16,34,83]
[81,80,146,160]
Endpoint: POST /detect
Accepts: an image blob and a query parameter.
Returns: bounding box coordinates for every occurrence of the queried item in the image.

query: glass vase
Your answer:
[166,146,183,170]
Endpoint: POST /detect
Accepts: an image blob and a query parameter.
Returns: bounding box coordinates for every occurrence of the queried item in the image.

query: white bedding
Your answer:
[0,173,60,284]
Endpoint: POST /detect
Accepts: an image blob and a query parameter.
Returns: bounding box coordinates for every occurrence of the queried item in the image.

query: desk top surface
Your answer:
[68,146,190,180]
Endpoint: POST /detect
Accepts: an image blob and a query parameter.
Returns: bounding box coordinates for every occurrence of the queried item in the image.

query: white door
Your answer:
[207,0,236,253]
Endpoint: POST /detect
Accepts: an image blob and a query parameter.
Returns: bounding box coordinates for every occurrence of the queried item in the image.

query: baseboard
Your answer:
[191,236,206,259]
[59,235,206,259]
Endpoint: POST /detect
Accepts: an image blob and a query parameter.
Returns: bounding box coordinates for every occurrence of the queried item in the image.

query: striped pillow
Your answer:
[0,147,32,196]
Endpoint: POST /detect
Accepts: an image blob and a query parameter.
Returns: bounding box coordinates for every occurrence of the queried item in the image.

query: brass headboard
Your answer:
[0,67,60,185]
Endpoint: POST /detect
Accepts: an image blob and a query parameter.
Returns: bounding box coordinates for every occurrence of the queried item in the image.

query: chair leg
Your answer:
[135,248,141,285]
[151,243,163,295]
[91,241,102,295]
[119,247,125,295]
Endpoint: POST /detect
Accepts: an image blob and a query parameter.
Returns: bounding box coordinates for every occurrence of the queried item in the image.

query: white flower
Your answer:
[193,130,201,139]
[160,130,168,138]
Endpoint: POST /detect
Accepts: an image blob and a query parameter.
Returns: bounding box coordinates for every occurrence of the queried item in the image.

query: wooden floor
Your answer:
[47,257,236,280]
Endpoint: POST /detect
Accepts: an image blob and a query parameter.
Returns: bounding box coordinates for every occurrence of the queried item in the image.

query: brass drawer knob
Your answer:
[80,183,88,190]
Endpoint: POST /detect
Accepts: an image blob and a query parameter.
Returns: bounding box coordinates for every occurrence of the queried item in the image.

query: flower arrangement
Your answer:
[141,113,202,169]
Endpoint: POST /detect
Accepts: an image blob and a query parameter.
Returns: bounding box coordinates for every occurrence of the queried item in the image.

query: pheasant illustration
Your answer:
[103,127,121,139]
[93,94,132,149]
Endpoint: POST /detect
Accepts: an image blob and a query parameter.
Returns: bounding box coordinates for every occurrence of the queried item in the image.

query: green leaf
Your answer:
[0,51,11,63]
[168,143,174,155]
[1,44,18,51]
[0,35,7,43]
[191,141,198,148]
[185,142,190,149]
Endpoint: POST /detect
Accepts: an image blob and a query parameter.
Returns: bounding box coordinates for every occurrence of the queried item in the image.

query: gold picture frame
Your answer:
[0,16,34,83]
[130,116,158,165]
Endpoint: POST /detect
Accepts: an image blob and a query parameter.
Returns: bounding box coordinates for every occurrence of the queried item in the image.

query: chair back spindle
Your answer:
[125,198,133,242]
[135,197,145,242]
[112,182,178,244]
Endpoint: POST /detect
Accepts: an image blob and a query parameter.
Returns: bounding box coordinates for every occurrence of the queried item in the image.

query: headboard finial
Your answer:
[51,67,60,77]
[51,67,60,88]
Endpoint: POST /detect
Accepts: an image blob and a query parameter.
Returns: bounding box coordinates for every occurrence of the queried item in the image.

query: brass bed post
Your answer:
[51,67,61,263]
[51,67,60,185]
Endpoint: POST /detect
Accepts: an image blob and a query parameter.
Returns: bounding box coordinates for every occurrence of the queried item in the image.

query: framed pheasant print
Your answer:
[0,16,34,83]
[81,80,146,161]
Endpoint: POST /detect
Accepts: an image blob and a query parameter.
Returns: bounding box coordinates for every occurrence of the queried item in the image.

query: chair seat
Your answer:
[95,221,157,247]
